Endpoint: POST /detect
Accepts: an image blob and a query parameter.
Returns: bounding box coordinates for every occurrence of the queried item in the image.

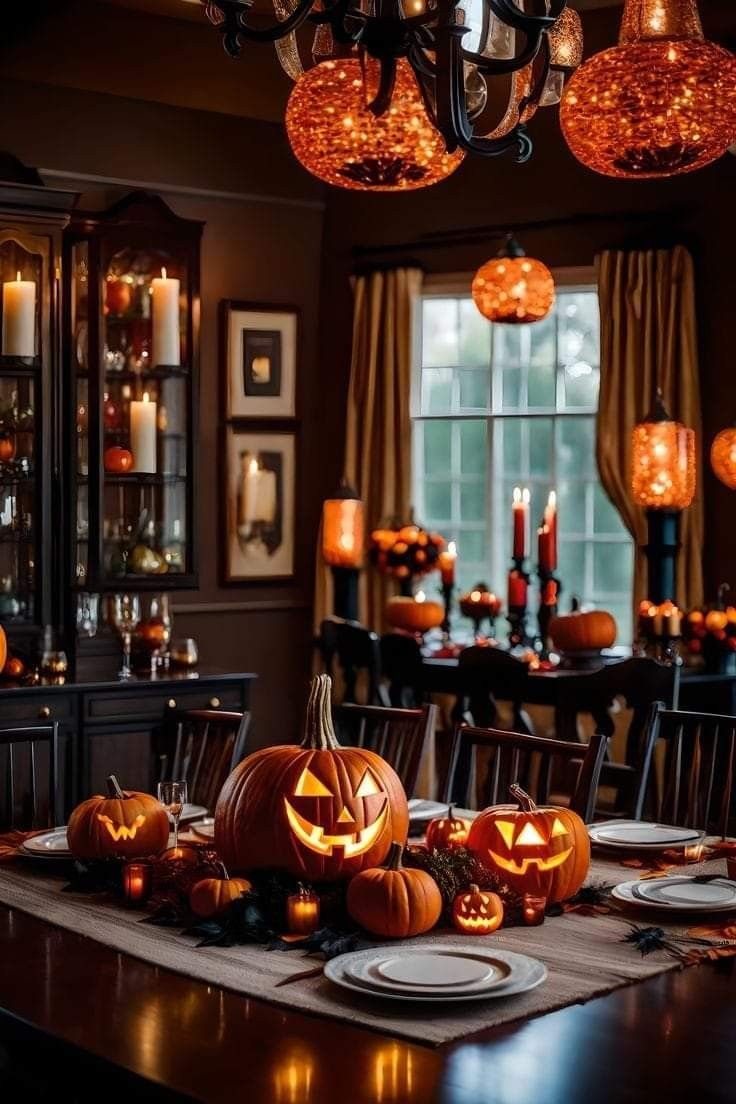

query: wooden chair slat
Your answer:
[156,709,251,811]
[335,703,437,797]
[0,725,59,831]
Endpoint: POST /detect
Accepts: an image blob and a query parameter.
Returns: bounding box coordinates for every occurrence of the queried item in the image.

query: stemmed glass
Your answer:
[157,780,188,852]
[111,593,141,679]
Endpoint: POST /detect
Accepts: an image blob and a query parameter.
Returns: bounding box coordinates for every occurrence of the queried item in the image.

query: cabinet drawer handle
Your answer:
[38,706,51,720]
[167,698,177,710]
[209,696,221,709]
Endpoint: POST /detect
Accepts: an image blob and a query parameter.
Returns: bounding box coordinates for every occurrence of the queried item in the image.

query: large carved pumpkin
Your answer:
[346,842,442,937]
[215,675,409,882]
[549,608,617,653]
[67,775,170,860]
[467,784,590,903]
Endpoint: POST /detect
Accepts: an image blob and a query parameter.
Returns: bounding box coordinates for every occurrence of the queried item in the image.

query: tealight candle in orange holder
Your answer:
[522,893,546,926]
[122,861,152,906]
[287,884,321,935]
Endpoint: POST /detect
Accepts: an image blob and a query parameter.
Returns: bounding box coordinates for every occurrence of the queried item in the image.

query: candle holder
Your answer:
[637,599,684,666]
[459,584,502,644]
[537,569,561,659]
[322,482,364,622]
[287,884,321,935]
[521,892,546,926]
[121,860,153,906]
[440,578,454,638]
[507,559,533,650]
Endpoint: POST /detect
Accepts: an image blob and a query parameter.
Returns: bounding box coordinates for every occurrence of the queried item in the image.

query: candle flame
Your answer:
[142,392,150,403]
[522,488,530,505]
[15,271,21,282]
[249,457,259,475]
[161,267,167,280]
[547,491,556,509]
[415,590,426,603]
[470,590,482,601]
[513,487,522,505]
[447,540,457,558]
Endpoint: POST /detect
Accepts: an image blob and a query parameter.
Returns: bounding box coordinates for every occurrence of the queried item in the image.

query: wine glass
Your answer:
[157,780,188,852]
[111,593,141,679]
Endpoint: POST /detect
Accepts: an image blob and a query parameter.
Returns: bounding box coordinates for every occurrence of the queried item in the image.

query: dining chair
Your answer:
[335,702,437,797]
[155,709,251,811]
[380,632,426,707]
[319,617,389,705]
[455,646,534,733]
[444,724,609,822]
[636,705,736,835]
[0,723,60,831]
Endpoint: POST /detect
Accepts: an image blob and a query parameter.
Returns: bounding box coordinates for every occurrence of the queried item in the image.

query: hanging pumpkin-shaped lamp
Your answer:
[285,57,464,191]
[472,235,555,324]
[322,481,364,622]
[711,426,736,490]
[560,0,736,179]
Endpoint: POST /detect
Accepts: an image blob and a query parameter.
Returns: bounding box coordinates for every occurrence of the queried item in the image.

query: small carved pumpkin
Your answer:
[467,784,590,903]
[425,805,471,850]
[346,842,442,937]
[452,883,504,934]
[67,775,170,860]
[190,869,252,918]
[549,608,617,653]
[215,675,409,882]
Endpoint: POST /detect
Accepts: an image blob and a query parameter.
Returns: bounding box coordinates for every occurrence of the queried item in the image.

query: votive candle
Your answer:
[122,861,152,906]
[287,885,320,935]
[522,893,546,926]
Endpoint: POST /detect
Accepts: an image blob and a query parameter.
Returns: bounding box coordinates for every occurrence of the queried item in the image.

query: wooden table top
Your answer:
[1,903,734,1103]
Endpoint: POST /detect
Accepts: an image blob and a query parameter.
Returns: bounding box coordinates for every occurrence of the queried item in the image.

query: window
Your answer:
[411,282,634,643]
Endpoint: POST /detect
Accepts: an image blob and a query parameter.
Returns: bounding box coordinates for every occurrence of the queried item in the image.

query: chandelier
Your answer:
[203,0,584,188]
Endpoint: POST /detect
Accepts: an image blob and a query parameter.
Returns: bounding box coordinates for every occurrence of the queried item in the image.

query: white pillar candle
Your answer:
[151,267,180,367]
[130,393,157,473]
[2,272,36,358]
[256,468,277,523]
[241,458,277,525]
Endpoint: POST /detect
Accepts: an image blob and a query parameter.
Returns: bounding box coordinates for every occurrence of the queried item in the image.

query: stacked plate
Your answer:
[407,798,448,831]
[613,876,736,914]
[588,820,705,853]
[324,944,547,1003]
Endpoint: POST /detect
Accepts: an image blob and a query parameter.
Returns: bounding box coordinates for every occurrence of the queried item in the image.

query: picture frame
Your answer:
[221,300,298,419]
[222,426,296,583]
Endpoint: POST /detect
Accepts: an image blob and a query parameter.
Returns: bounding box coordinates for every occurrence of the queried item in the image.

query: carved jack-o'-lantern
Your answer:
[452,883,504,934]
[67,775,170,861]
[215,675,409,882]
[425,805,471,850]
[467,784,590,903]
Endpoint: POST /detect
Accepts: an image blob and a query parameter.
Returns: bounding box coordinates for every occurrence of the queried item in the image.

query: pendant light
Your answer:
[471,236,555,325]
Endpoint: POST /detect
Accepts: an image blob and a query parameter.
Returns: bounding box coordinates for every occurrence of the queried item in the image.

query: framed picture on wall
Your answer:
[222,426,296,582]
[221,300,298,419]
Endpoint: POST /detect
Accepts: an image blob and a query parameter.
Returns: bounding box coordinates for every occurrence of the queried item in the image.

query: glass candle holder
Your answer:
[122,861,152,906]
[522,893,547,926]
[683,843,705,864]
[287,885,320,935]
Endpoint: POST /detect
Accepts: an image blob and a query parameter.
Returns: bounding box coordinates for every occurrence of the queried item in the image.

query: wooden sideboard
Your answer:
[0,668,256,818]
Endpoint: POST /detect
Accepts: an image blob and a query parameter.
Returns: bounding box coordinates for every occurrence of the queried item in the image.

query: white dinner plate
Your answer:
[348,950,517,997]
[612,876,736,913]
[180,804,208,824]
[408,799,449,825]
[20,828,71,858]
[326,945,547,1003]
[589,821,704,851]
[376,952,492,987]
[187,818,215,839]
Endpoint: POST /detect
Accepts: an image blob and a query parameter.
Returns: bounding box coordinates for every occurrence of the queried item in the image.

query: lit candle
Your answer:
[241,457,277,525]
[508,569,528,609]
[122,861,152,906]
[438,540,457,586]
[512,487,530,560]
[2,271,36,358]
[537,525,553,572]
[416,589,426,603]
[522,892,546,926]
[659,601,682,638]
[543,491,557,570]
[151,267,181,367]
[287,884,320,935]
[130,392,157,473]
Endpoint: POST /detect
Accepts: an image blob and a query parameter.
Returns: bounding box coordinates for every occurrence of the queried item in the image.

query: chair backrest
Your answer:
[320,617,387,705]
[457,646,532,731]
[335,702,437,797]
[380,633,425,708]
[445,724,608,822]
[0,724,60,831]
[642,705,736,834]
[156,709,251,811]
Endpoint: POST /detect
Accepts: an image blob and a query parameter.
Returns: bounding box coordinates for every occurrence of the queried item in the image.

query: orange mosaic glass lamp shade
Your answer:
[472,236,555,324]
[631,397,696,509]
[322,485,364,568]
[710,427,736,490]
[285,58,465,191]
[560,0,736,179]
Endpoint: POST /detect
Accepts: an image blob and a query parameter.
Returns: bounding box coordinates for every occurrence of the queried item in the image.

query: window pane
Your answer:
[425,480,452,522]
[559,538,586,595]
[528,360,556,410]
[461,482,486,522]
[594,541,632,594]
[460,419,487,475]
[559,291,600,410]
[458,299,491,366]
[456,530,486,561]
[530,417,553,476]
[558,416,594,477]
[529,313,556,368]
[459,369,489,411]
[501,366,521,411]
[423,420,451,475]
[500,418,522,472]
[593,483,623,534]
[493,326,522,368]
[558,480,587,536]
[421,367,453,414]
[422,298,458,367]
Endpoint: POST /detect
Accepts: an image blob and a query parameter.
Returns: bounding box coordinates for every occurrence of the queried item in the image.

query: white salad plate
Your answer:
[407,799,450,825]
[612,876,736,913]
[588,820,704,851]
[20,828,71,858]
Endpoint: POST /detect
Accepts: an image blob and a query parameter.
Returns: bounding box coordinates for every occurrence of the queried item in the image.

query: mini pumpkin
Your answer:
[215,675,409,882]
[67,775,170,860]
[190,869,252,918]
[467,784,590,903]
[452,883,504,934]
[425,805,471,850]
[104,446,133,473]
[346,842,442,937]
[385,595,444,634]
[549,608,617,653]
[0,433,16,462]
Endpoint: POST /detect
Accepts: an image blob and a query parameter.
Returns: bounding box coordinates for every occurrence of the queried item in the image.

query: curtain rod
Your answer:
[351,205,697,259]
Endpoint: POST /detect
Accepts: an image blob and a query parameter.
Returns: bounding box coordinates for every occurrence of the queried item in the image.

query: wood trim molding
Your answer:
[171,599,310,614]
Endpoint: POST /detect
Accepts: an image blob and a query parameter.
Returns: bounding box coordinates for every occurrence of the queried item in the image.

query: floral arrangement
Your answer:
[682,604,736,665]
[368,523,444,582]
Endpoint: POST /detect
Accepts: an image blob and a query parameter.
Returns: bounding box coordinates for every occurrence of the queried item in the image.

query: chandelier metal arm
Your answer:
[206,0,318,52]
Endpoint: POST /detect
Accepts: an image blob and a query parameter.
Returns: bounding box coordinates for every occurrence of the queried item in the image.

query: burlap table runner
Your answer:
[0,852,729,1046]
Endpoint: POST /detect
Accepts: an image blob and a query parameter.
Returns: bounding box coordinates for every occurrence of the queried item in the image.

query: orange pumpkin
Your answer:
[0,626,7,675]
[385,595,444,634]
[190,871,252,918]
[467,784,590,904]
[104,446,133,473]
[0,433,16,462]
[425,805,471,850]
[67,775,170,860]
[215,675,409,882]
[549,608,617,653]
[2,655,24,679]
[346,842,442,937]
[452,883,504,934]
[105,278,131,316]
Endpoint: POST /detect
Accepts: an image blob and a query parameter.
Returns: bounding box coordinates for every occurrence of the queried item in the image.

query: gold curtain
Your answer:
[314,266,423,632]
[596,246,704,617]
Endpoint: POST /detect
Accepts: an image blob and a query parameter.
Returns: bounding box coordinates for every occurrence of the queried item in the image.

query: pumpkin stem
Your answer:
[219,862,230,881]
[385,841,404,871]
[468,883,480,895]
[302,674,340,750]
[509,783,537,812]
[106,775,125,799]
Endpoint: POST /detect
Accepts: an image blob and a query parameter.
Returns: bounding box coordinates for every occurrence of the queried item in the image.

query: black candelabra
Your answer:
[537,568,561,659]
[507,558,533,650]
